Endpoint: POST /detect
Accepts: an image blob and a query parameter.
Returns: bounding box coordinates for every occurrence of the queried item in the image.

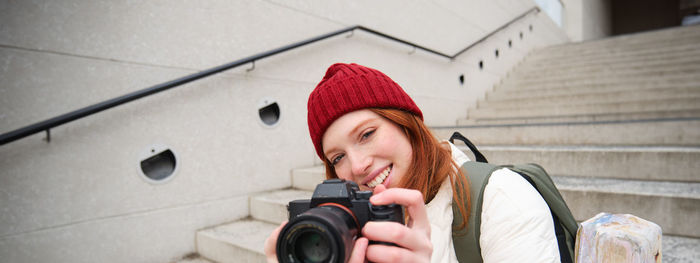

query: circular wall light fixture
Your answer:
[258,97,281,128]
[138,143,178,184]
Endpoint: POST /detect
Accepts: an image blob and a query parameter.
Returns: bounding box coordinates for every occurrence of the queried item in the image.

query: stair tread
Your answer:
[663,235,700,262]
[466,145,700,152]
[199,218,699,263]
[552,176,700,199]
[253,189,313,204]
[454,144,700,196]
[195,220,700,262]
[172,255,215,263]
[198,219,277,256]
[461,110,700,125]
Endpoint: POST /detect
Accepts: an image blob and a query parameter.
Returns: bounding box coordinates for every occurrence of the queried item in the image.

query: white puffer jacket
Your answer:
[424,142,560,263]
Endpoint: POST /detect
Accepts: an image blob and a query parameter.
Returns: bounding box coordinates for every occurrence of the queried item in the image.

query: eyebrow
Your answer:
[323,117,377,158]
[349,118,375,139]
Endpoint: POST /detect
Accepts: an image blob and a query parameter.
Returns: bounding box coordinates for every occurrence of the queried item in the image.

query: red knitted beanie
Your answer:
[307,63,423,160]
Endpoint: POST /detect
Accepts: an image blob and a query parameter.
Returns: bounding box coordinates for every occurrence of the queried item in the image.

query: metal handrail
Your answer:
[0,7,539,145]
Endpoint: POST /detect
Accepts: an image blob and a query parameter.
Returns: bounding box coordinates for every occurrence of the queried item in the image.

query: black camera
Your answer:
[276,179,404,263]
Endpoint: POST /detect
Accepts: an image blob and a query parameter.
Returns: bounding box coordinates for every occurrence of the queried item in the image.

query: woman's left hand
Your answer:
[359,184,433,263]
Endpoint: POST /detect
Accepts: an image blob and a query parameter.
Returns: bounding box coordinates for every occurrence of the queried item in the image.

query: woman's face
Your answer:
[321,109,413,191]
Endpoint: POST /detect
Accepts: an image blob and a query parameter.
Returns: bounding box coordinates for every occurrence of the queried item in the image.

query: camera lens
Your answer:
[278,206,359,263]
[294,230,330,262]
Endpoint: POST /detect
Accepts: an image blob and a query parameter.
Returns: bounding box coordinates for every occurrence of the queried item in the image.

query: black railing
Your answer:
[0,7,539,145]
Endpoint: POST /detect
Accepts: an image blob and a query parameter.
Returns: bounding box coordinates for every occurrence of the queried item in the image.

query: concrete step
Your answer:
[481,89,700,109]
[535,34,700,60]
[250,189,312,225]
[530,26,700,59]
[542,30,700,52]
[489,81,699,100]
[526,41,700,68]
[196,211,700,263]
[525,41,700,65]
[544,26,700,50]
[484,86,700,106]
[196,219,274,263]
[431,119,700,146]
[514,55,700,80]
[291,166,325,191]
[497,73,700,92]
[468,98,700,119]
[453,145,700,182]
[501,65,700,89]
[192,211,700,263]
[172,254,215,263]
[458,109,700,125]
[662,235,700,263]
[553,176,700,237]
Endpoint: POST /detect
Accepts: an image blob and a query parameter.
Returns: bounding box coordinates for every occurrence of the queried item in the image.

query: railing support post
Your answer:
[44,129,51,143]
[247,61,256,72]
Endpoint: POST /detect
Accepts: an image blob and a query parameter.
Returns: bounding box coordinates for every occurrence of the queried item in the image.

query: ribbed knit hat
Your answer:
[307,63,423,160]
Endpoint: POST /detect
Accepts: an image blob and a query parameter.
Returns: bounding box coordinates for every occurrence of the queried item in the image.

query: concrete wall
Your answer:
[0,1,569,262]
[583,0,613,40]
[562,0,612,41]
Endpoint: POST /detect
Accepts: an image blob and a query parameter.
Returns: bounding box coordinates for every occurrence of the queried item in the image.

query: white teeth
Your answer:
[367,166,391,188]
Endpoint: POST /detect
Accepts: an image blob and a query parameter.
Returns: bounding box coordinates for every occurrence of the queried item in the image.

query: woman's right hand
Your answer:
[264,221,286,263]
[358,184,433,263]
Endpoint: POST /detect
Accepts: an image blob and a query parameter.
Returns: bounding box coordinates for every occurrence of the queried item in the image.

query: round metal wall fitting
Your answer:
[138,143,178,184]
[258,97,281,128]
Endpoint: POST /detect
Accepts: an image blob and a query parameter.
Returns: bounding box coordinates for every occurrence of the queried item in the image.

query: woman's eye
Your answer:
[361,130,375,140]
[331,154,344,165]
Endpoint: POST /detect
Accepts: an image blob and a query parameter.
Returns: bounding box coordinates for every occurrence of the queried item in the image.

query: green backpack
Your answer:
[448,132,578,263]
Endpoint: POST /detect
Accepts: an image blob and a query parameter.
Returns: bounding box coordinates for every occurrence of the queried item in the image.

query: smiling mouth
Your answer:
[367,165,391,188]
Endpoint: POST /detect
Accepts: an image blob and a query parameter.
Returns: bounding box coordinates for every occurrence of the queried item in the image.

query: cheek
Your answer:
[390,136,413,164]
[333,166,353,181]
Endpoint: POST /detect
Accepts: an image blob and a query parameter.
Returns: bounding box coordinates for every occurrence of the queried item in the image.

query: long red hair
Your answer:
[322,108,470,231]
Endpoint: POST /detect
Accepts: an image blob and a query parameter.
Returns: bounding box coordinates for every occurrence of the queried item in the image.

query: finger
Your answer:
[348,237,369,263]
[370,188,430,231]
[365,242,430,263]
[372,184,387,194]
[362,221,431,252]
[264,221,287,262]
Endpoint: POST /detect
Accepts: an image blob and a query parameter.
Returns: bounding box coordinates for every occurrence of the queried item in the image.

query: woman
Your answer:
[265,63,560,262]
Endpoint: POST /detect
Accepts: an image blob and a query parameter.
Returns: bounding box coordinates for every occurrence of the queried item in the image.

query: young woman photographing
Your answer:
[265,63,561,263]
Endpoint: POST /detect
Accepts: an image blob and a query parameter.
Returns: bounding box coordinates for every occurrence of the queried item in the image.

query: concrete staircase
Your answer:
[180,168,322,263]
[436,25,700,261]
[176,25,700,262]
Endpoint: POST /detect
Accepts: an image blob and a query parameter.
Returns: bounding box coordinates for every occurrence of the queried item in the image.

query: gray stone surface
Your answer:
[454,145,700,182]
[196,219,275,263]
[292,166,326,191]
[482,88,700,108]
[458,109,700,125]
[250,189,313,225]
[172,254,215,263]
[433,120,700,146]
[470,98,700,118]
[663,235,700,263]
[451,24,700,257]
[553,176,700,199]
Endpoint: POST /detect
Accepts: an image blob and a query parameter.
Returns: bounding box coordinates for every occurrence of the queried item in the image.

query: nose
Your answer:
[348,150,371,179]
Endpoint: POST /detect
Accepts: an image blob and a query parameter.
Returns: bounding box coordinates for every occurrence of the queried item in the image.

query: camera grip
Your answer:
[368,204,405,247]
[369,204,404,224]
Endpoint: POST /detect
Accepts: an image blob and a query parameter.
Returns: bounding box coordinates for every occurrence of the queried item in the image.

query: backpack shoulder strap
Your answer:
[449,132,488,163]
[452,161,504,263]
[508,163,579,263]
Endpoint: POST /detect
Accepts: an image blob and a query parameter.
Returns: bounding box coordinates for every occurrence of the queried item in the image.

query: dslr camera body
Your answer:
[276,179,404,263]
